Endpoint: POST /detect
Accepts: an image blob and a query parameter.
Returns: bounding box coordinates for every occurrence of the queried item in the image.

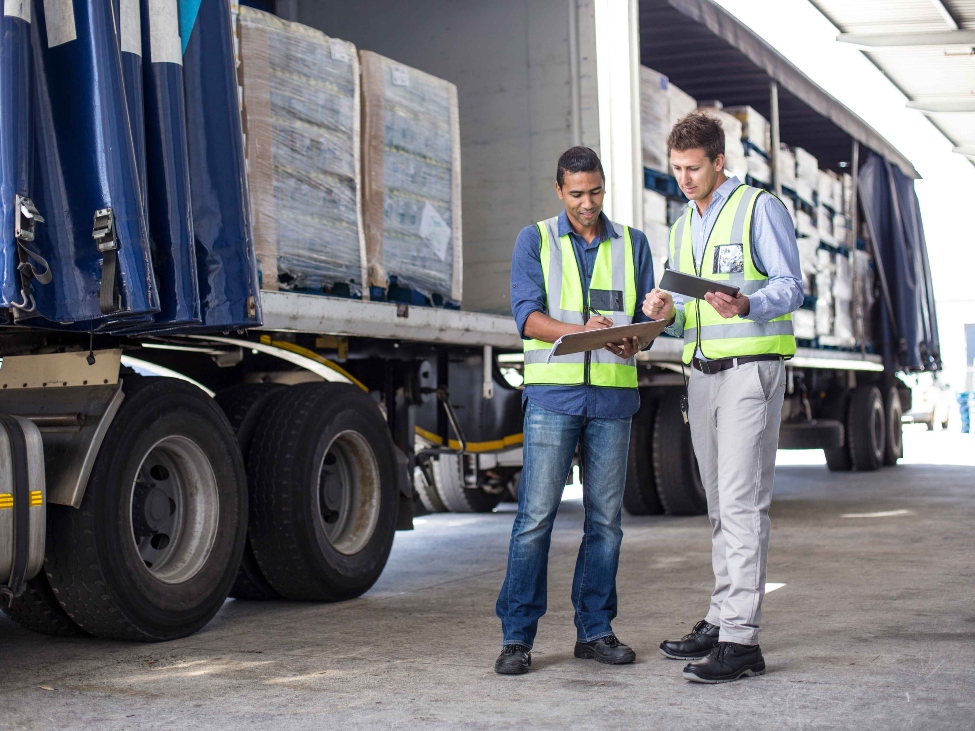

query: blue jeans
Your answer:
[496,401,630,648]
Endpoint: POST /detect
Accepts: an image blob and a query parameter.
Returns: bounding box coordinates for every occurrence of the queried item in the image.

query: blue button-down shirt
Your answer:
[510,210,655,419]
[665,176,803,357]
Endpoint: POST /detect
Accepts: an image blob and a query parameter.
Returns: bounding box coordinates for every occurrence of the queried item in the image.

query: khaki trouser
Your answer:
[688,358,785,645]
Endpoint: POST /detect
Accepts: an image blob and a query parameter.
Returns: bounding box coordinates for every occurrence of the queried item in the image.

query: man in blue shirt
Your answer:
[495,147,656,675]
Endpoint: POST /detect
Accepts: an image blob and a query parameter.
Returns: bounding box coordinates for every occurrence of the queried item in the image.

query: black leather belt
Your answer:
[691,355,782,375]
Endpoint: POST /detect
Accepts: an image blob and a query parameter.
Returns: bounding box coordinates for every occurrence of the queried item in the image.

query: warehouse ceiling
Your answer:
[810,0,975,166]
[639,0,921,178]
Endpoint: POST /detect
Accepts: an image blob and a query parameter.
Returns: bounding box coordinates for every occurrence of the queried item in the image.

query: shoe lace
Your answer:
[681,620,713,642]
[502,644,529,655]
[601,635,622,648]
[712,642,736,663]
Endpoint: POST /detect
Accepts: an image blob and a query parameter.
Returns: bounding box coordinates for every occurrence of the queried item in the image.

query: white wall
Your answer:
[296,0,606,314]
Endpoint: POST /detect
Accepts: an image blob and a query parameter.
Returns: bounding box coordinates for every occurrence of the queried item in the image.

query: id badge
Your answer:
[713,244,744,274]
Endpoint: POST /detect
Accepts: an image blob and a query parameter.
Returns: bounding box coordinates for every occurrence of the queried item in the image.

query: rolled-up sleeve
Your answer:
[510,224,546,339]
[745,194,804,323]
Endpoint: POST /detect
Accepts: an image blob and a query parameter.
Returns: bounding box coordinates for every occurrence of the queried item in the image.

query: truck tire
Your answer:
[777,420,843,450]
[883,385,903,466]
[1,571,88,637]
[623,394,664,516]
[414,463,447,513]
[430,453,502,513]
[215,383,286,601]
[823,388,853,472]
[848,385,886,472]
[45,377,248,641]
[247,383,399,601]
[652,391,707,516]
[506,470,522,503]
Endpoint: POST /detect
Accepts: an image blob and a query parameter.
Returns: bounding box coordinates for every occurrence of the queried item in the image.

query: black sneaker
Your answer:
[659,619,720,660]
[574,634,636,665]
[682,642,766,684]
[495,644,531,675]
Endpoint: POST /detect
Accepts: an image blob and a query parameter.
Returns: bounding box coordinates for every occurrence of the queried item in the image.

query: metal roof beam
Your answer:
[907,97,975,113]
[837,29,975,48]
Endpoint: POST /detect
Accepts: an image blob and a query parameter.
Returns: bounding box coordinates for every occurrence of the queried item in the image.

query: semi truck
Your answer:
[0,0,939,642]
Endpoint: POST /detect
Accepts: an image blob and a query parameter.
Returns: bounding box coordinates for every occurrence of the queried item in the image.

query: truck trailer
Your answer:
[0,0,939,642]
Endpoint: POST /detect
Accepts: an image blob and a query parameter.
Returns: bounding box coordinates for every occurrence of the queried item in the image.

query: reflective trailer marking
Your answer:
[841,509,912,519]
[150,0,182,65]
[0,494,12,509]
[42,0,76,46]
[4,0,30,22]
[29,490,42,507]
[120,0,141,56]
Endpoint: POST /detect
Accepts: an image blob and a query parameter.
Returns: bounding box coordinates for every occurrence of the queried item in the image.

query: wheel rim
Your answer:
[316,430,381,556]
[129,435,220,584]
[889,396,903,454]
[871,401,885,457]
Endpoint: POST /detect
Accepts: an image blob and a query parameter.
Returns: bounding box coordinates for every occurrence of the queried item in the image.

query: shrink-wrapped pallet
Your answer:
[854,248,875,343]
[817,170,836,209]
[777,145,797,189]
[238,8,366,294]
[797,236,819,295]
[817,205,835,245]
[725,105,770,155]
[796,209,816,239]
[668,83,697,130]
[360,51,462,303]
[780,193,797,230]
[640,67,670,172]
[746,150,771,185]
[697,107,746,178]
[834,213,850,246]
[793,308,817,341]
[645,222,671,284]
[794,147,818,204]
[643,189,668,226]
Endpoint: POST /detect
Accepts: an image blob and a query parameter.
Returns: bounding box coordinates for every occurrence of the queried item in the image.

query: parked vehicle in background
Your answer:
[904,374,952,431]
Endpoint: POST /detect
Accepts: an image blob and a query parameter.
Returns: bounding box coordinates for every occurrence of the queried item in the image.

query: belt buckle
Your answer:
[699,359,714,375]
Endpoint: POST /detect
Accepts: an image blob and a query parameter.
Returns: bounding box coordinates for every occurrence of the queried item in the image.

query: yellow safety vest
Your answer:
[523,216,637,388]
[669,185,796,364]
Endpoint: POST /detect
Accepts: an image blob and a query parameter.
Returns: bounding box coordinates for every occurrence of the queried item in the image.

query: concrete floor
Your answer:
[2,429,973,730]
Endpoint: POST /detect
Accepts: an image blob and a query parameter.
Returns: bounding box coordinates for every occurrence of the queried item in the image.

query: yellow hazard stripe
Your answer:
[414,427,523,454]
[0,491,43,508]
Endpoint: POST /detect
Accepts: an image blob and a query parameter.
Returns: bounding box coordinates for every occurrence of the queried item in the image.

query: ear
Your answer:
[555,181,564,201]
[714,154,725,173]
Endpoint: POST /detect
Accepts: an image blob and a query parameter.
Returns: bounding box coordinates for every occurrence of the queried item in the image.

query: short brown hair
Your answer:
[667,112,725,161]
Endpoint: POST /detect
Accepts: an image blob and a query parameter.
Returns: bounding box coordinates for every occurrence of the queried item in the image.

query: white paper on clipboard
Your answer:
[547,320,669,363]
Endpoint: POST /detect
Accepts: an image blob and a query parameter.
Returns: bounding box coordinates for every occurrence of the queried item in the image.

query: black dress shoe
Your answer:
[574,634,636,665]
[495,644,531,675]
[682,642,766,683]
[659,619,720,660]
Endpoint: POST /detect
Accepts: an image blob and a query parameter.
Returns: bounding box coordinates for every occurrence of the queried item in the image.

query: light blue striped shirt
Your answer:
[664,176,803,358]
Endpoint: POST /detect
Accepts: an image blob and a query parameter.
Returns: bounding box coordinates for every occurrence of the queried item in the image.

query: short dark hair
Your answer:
[556,146,604,188]
[667,112,725,161]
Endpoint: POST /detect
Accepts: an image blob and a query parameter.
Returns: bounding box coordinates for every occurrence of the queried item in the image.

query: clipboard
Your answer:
[549,319,670,359]
[659,269,740,299]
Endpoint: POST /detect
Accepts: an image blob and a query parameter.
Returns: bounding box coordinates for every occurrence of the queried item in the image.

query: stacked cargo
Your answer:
[238,8,365,296]
[360,52,462,306]
[639,66,697,174]
[642,189,671,280]
[726,106,771,186]
[696,105,746,179]
[793,147,818,206]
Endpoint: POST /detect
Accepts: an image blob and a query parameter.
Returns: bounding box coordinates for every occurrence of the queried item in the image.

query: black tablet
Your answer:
[659,269,741,300]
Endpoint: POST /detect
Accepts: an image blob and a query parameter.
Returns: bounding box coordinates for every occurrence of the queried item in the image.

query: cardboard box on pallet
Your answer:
[725,105,771,156]
[746,150,771,185]
[793,308,816,340]
[794,147,818,205]
[238,8,366,294]
[640,66,697,172]
[777,144,797,189]
[360,51,462,304]
[697,107,746,179]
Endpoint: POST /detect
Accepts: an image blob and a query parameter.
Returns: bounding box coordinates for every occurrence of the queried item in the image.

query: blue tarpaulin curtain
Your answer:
[857,152,940,372]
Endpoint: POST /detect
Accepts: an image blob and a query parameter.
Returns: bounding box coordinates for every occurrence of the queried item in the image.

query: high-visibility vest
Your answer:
[669,184,796,364]
[522,215,638,388]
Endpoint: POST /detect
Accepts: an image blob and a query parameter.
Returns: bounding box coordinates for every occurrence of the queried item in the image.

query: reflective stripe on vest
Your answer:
[668,185,796,364]
[523,216,637,388]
